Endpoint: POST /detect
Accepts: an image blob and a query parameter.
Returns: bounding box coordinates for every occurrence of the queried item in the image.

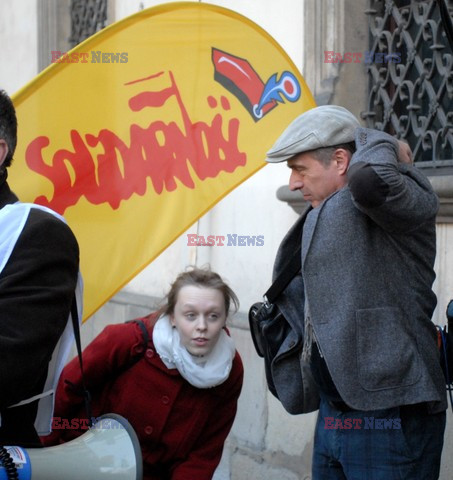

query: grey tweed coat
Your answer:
[271,127,447,414]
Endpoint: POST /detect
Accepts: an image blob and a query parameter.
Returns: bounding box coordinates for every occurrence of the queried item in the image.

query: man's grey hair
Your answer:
[310,141,357,167]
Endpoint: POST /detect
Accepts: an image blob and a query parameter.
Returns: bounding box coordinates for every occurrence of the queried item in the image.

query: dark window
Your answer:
[69,0,107,47]
[363,0,453,171]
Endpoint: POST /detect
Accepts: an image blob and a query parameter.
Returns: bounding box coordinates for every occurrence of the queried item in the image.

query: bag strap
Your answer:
[122,318,151,370]
[70,295,93,427]
[264,206,311,304]
[134,318,150,347]
[264,242,301,304]
[126,319,150,351]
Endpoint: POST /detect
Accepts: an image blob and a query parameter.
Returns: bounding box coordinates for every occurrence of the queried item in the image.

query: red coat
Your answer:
[42,313,243,480]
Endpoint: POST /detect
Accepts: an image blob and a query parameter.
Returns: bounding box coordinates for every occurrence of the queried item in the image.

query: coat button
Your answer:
[144,425,153,435]
[133,345,144,354]
[145,348,154,358]
[162,395,170,405]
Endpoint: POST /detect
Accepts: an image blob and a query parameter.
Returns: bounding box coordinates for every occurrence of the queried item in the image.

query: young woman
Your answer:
[42,267,243,480]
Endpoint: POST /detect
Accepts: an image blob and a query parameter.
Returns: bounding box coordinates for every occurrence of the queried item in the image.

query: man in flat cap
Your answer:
[265,105,446,479]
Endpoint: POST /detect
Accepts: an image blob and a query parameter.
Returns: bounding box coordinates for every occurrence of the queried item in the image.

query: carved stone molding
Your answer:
[431,174,453,223]
[37,0,74,71]
[276,185,308,215]
[37,0,115,71]
[37,0,59,72]
[302,0,343,106]
[276,175,453,223]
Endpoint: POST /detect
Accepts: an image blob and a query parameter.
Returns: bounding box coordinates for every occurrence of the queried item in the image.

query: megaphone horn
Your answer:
[0,414,143,480]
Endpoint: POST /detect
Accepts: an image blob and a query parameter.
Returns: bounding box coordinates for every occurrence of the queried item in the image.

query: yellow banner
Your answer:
[10,2,315,320]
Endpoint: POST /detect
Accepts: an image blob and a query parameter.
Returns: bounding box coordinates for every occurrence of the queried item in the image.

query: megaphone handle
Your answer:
[0,446,19,480]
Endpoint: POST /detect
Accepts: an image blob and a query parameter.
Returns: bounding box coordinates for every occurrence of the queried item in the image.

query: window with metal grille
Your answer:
[363,0,453,172]
[69,0,107,48]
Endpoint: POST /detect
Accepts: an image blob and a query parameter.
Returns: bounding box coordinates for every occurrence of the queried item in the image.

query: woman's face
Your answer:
[170,285,226,357]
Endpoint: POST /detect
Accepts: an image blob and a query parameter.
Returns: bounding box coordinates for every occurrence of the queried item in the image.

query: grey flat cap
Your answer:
[266,105,360,163]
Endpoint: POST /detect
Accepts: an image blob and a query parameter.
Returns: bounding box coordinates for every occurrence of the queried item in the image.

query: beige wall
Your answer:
[0,0,38,95]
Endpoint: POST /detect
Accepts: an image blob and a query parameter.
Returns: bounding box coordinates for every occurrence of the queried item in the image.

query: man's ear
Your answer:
[333,148,352,176]
[0,139,8,168]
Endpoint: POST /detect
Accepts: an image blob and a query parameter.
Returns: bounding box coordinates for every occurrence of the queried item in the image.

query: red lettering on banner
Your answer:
[25,71,247,213]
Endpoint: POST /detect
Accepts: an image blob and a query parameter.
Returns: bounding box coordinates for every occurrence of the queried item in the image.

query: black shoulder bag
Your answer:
[248,243,301,397]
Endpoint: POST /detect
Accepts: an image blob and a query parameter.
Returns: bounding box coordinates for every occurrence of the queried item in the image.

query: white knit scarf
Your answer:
[152,315,235,388]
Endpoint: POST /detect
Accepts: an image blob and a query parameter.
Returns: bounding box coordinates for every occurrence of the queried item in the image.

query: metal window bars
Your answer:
[69,0,107,48]
[363,0,453,169]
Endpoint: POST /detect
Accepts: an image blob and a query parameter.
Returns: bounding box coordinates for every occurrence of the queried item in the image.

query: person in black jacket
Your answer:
[0,89,80,447]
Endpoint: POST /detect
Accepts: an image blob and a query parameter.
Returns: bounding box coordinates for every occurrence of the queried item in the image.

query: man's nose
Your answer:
[289,171,303,191]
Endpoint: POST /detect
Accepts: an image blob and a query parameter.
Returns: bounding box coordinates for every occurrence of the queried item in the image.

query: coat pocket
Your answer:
[356,307,421,391]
